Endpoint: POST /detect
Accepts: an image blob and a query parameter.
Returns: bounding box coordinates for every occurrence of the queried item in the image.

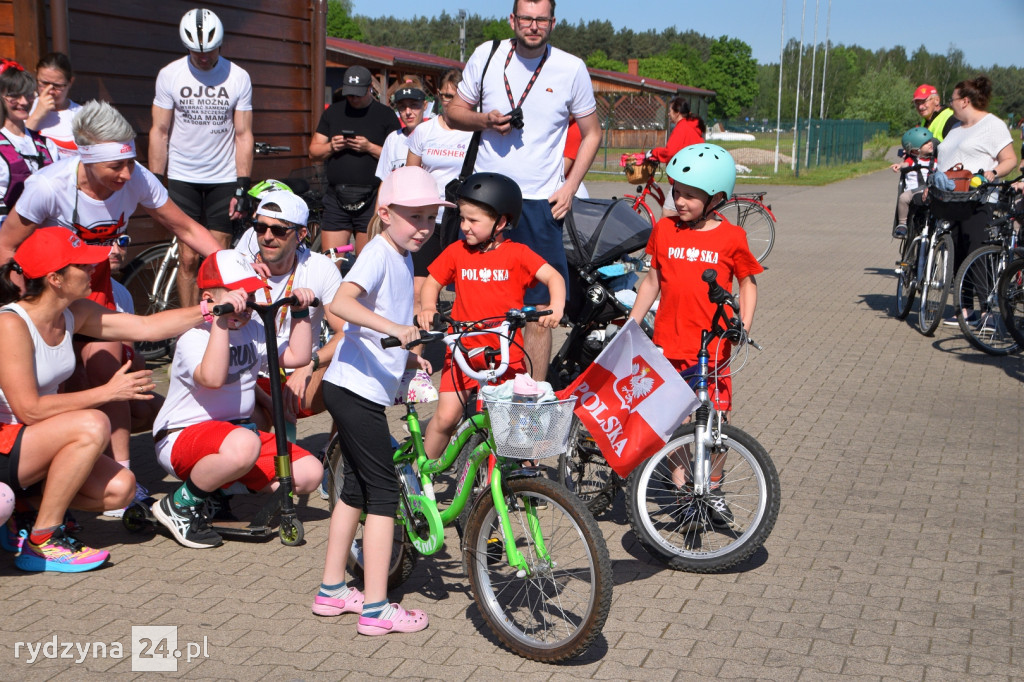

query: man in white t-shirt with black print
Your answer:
[233,191,344,430]
[446,0,601,381]
[149,8,254,309]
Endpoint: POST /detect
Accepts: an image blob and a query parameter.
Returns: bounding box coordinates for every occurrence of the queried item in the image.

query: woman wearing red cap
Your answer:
[0,228,230,573]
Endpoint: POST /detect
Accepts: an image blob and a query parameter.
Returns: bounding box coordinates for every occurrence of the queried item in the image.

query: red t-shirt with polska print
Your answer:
[645,216,763,364]
[428,239,546,361]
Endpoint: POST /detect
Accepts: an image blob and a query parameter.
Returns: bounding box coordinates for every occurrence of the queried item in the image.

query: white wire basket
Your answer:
[483,397,577,460]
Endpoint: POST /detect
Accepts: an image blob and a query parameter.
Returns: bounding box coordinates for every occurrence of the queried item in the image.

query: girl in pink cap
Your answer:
[313,166,450,636]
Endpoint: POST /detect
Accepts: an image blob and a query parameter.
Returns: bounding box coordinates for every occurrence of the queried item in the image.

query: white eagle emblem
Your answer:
[685,247,700,262]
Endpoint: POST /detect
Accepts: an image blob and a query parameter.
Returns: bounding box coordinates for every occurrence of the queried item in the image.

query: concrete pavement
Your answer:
[1,168,1021,680]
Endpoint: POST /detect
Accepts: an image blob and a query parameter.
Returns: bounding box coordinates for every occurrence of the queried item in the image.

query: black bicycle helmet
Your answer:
[456,172,523,227]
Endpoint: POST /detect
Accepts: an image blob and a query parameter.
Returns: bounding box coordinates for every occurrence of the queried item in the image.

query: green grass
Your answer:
[586,134,899,187]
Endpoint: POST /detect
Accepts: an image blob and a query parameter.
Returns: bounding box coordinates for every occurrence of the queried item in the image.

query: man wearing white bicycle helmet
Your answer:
[150,8,254,308]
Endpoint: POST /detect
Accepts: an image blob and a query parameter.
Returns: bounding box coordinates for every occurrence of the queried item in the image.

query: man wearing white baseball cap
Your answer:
[235,190,345,431]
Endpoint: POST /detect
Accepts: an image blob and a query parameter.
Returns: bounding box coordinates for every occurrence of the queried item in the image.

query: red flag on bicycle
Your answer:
[557,319,699,478]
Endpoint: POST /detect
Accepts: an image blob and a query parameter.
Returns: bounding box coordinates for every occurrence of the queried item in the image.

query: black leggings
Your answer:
[932,198,995,309]
[323,382,399,516]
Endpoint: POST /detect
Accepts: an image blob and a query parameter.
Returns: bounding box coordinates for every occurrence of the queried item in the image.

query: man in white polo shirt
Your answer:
[149,8,254,308]
[446,0,600,380]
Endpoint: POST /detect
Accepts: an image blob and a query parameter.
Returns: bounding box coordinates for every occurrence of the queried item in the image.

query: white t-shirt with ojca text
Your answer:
[323,234,413,406]
[15,158,167,240]
[154,56,253,184]
[152,320,265,476]
[458,39,596,200]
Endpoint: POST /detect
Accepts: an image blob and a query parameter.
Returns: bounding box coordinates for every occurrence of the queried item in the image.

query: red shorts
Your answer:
[256,376,315,419]
[669,358,732,412]
[170,421,314,491]
[440,353,529,394]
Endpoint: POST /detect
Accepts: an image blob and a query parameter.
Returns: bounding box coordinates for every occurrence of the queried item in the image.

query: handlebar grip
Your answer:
[381,336,403,349]
[280,296,321,308]
[380,329,440,350]
[701,269,734,306]
[211,297,321,316]
[210,302,238,316]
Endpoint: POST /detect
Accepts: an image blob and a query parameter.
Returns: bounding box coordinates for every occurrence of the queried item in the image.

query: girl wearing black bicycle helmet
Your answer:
[415,172,566,462]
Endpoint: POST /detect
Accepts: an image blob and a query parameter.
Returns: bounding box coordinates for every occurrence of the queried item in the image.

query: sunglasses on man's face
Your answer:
[84,234,131,248]
[254,221,294,239]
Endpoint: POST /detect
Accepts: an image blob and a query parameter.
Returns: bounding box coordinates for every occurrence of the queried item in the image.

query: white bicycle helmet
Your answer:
[179,9,224,53]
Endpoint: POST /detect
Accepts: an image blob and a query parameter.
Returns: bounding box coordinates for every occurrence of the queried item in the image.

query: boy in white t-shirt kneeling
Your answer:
[150,250,323,549]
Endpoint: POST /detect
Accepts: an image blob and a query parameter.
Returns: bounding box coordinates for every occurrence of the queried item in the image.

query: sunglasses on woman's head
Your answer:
[254,221,293,238]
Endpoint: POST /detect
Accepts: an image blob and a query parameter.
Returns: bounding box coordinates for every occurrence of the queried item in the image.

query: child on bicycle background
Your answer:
[890,126,937,238]
[628,144,762,514]
[415,172,566,461]
[150,250,322,549]
[313,166,442,636]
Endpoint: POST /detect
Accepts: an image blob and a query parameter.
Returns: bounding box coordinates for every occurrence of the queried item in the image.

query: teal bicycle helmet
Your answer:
[248,179,293,200]
[666,144,736,199]
[901,126,935,155]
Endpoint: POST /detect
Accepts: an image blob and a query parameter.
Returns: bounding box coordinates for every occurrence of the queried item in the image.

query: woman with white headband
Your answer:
[0,100,222,502]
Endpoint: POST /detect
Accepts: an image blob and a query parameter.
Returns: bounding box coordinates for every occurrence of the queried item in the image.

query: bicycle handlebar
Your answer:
[701,269,761,350]
[211,296,320,317]
[254,142,291,155]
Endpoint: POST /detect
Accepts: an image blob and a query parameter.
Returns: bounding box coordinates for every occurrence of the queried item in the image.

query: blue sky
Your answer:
[351,0,1024,69]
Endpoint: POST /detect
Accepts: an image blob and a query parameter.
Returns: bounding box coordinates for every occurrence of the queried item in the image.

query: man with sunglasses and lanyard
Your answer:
[446,0,601,381]
[235,191,343,433]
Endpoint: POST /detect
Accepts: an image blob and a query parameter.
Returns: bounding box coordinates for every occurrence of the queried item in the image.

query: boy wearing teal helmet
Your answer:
[628,144,762,520]
[890,127,936,238]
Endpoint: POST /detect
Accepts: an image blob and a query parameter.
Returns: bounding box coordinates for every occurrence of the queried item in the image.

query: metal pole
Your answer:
[458,10,467,62]
[792,0,807,171]
[805,0,819,168]
[774,0,786,174]
[819,0,832,119]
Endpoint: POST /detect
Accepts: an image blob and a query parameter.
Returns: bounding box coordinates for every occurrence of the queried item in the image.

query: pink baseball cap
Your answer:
[913,84,938,101]
[197,249,264,293]
[378,166,454,209]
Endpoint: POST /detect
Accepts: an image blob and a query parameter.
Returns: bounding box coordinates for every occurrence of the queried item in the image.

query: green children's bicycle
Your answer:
[324,308,613,662]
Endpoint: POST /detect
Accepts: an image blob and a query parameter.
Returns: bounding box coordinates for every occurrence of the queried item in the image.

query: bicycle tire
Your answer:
[623,194,656,228]
[324,434,416,589]
[717,198,775,263]
[894,236,920,320]
[557,416,620,516]
[463,475,612,662]
[918,232,953,336]
[120,244,180,360]
[625,423,780,573]
[953,245,1019,355]
[998,257,1024,348]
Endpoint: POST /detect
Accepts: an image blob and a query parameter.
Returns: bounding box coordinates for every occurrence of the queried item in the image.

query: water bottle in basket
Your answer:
[510,374,542,448]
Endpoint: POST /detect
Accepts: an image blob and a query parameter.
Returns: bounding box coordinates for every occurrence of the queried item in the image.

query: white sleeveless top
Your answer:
[0,303,76,425]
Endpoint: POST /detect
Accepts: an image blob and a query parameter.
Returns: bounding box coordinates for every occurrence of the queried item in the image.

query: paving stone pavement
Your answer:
[1,168,1022,680]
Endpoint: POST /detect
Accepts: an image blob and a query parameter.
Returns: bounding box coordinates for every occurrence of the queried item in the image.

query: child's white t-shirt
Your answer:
[322,234,413,406]
[902,158,933,192]
[152,321,264,476]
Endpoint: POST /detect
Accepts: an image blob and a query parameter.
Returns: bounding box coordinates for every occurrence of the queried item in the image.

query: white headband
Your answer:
[78,140,136,164]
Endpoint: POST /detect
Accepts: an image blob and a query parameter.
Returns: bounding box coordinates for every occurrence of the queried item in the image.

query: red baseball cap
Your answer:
[913,84,938,101]
[197,250,264,293]
[14,227,110,279]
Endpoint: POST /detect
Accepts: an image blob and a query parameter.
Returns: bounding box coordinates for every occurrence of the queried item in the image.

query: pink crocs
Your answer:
[356,604,429,636]
[312,587,365,617]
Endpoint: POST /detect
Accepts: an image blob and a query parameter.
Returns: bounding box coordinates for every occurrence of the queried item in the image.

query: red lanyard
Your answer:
[503,40,550,111]
[255,255,298,332]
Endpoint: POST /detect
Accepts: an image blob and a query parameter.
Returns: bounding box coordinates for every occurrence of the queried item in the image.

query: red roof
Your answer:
[587,67,715,97]
[326,38,463,71]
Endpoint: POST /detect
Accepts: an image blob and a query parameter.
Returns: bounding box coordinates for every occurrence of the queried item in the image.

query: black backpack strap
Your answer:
[459,39,502,182]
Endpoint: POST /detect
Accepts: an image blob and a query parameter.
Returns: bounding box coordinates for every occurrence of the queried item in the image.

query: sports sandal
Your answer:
[357,604,429,636]
[312,587,365,616]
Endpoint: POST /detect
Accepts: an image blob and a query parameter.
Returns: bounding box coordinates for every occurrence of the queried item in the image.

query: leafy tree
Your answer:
[701,37,758,120]
[842,63,917,132]
[482,19,514,42]
[327,0,363,40]
[585,50,627,73]
[638,55,691,87]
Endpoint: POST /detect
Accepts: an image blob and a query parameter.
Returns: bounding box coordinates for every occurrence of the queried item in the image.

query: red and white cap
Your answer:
[378,165,454,209]
[913,84,938,101]
[197,249,264,293]
[14,227,110,279]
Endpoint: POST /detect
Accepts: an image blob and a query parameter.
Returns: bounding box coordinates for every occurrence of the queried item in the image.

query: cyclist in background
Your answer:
[913,84,958,142]
[149,8,254,308]
[26,53,81,161]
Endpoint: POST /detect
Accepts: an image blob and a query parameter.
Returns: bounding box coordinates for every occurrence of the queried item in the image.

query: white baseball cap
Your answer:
[256,190,309,227]
[378,166,454,209]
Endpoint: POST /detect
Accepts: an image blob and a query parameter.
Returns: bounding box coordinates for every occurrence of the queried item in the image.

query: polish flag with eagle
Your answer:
[557,319,698,477]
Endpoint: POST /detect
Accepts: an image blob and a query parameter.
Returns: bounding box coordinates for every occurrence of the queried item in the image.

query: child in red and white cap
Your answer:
[150,249,321,549]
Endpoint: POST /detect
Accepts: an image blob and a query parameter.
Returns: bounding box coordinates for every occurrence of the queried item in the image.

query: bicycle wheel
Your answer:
[625,423,780,573]
[557,416,620,516]
[463,476,612,662]
[718,199,775,263]
[998,257,1024,348]
[953,245,1019,355]
[623,195,656,228]
[120,244,180,360]
[894,237,920,320]
[324,434,416,589]
[918,232,953,336]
